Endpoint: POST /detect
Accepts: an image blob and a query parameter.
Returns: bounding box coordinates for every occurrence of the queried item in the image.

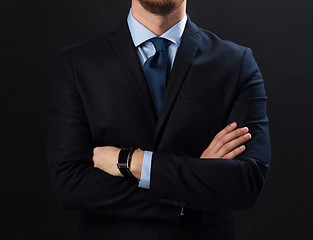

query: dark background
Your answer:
[1,0,312,239]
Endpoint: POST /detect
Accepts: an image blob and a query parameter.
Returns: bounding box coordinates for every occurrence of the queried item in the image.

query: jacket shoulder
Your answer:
[197,26,248,55]
[63,30,112,54]
[61,20,125,56]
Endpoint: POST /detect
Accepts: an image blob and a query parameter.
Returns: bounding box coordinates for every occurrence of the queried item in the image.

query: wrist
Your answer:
[115,148,123,177]
[130,149,144,179]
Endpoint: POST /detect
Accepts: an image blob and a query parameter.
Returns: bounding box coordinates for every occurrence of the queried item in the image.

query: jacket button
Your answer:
[179,202,186,207]
[160,198,166,203]
[172,200,180,206]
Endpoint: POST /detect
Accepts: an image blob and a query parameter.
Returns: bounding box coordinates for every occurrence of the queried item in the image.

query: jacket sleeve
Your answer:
[47,48,181,223]
[149,47,271,211]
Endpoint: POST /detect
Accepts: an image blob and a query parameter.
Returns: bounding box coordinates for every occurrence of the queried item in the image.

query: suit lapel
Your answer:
[110,19,158,126]
[152,18,202,148]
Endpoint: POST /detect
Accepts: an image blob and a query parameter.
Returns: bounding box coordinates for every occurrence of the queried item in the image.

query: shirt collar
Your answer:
[127,9,187,47]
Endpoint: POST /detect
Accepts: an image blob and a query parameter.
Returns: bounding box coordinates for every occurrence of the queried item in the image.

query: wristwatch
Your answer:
[117,147,137,179]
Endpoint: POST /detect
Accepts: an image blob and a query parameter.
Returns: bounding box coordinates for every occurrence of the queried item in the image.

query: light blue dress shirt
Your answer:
[127,10,187,190]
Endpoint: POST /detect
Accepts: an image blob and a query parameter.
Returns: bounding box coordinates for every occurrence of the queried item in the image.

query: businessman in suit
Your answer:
[47,0,271,239]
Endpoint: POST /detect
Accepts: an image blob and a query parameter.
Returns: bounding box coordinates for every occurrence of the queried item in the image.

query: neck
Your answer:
[131,1,186,36]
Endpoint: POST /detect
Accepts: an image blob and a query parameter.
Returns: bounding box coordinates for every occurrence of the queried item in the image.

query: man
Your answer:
[47,0,271,239]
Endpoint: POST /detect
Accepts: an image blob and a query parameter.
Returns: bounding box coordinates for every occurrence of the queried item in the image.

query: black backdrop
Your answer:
[1,0,313,239]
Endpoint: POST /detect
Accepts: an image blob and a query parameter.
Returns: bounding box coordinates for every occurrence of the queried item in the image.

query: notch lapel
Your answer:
[110,20,158,126]
[152,18,202,148]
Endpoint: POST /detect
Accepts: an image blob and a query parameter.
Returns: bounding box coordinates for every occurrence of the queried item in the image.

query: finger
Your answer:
[222,127,249,146]
[209,122,237,150]
[217,133,252,157]
[222,145,246,159]
[218,122,238,137]
[211,126,249,153]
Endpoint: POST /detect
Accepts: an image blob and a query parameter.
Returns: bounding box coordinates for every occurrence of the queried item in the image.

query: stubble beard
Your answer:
[138,0,185,16]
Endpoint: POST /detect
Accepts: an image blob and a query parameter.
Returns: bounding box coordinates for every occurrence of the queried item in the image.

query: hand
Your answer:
[93,146,122,177]
[92,146,144,179]
[200,122,251,159]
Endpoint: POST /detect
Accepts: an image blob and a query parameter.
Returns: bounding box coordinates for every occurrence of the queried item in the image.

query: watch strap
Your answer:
[117,147,137,179]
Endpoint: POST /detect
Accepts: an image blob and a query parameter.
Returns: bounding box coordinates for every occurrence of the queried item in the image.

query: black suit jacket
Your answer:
[47,16,271,239]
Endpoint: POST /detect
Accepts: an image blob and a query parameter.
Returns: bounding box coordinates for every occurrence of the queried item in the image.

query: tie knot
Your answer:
[150,37,167,52]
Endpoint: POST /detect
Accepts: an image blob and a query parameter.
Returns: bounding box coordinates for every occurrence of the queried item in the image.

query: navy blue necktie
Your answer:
[142,37,168,116]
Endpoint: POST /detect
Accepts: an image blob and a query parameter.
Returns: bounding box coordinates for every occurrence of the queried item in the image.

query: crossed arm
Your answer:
[92,122,252,179]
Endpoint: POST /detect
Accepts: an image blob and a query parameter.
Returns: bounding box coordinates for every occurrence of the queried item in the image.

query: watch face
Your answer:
[117,162,128,169]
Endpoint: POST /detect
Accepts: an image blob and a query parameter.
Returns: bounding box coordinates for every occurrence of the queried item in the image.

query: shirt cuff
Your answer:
[138,150,153,189]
